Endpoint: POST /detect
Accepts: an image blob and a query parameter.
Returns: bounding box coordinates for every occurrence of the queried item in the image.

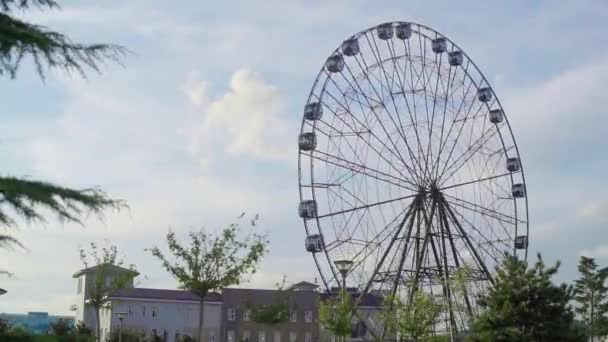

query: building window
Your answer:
[259,331,266,342]
[289,332,296,342]
[242,330,251,342]
[152,306,158,318]
[243,309,251,321]
[209,332,216,342]
[77,278,82,294]
[273,331,280,342]
[289,311,297,323]
[304,311,312,323]
[175,332,181,341]
[128,305,133,317]
[142,305,146,317]
[227,330,235,342]
[227,308,236,321]
[304,333,311,342]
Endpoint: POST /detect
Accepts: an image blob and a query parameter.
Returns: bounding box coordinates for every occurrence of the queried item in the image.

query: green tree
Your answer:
[381,291,447,342]
[0,0,126,269]
[319,290,353,342]
[74,321,92,336]
[574,256,608,341]
[79,242,138,342]
[148,215,268,342]
[468,254,585,342]
[49,318,73,336]
[250,276,291,325]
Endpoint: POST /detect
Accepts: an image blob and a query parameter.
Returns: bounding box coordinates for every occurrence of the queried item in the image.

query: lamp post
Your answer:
[115,312,127,342]
[334,259,353,291]
[333,260,353,342]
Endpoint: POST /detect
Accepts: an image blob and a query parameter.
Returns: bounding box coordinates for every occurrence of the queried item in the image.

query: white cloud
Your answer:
[188,69,295,163]
[503,58,608,150]
[579,202,608,221]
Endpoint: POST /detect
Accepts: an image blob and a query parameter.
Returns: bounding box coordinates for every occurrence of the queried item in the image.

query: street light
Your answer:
[334,259,353,291]
[115,312,127,342]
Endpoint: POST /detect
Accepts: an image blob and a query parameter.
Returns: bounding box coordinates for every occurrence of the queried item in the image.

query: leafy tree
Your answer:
[381,290,447,342]
[0,0,126,270]
[319,290,353,342]
[574,256,608,341]
[79,242,138,341]
[467,254,586,342]
[49,318,73,336]
[148,215,268,342]
[250,276,291,325]
[74,321,92,336]
[0,318,10,335]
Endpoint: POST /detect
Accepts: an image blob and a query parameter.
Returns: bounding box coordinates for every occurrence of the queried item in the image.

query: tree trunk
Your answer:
[95,305,101,342]
[199,298,205,342]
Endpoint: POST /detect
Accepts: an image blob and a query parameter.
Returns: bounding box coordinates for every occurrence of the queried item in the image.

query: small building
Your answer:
[73,264,222,342]
[0,312,74,334]
[221,283,320,342]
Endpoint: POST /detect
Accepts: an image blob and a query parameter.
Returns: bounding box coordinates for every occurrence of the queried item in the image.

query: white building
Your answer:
[73,264,222,342]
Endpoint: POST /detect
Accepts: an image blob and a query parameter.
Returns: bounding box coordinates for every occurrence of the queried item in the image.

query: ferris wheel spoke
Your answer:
[431,62,476,174]
[353,197,420,309]
[443,197,510,262]
[365,33,431,184]
[315,87,419,184]
[432,50,458,181]
[440,196,494,283]
[440,171,516,191]
[388,40,429,175]
[434,76,485,181]
[316,192,418,220]
[439,122,501,183]
[348,42,426,184]
[348,204,414,276]
[311,149,417,191]
[441,193,524,225]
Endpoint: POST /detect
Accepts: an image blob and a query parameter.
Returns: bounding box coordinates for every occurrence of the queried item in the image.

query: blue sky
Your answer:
[1,0,608,315]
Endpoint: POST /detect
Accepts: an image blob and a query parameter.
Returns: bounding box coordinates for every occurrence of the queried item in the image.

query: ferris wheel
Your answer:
[297,21,529,337]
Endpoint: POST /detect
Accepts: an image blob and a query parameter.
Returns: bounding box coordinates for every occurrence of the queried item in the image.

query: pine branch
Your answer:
[0,0,59,12]
[0,10,128,79]
[0,176,125,227]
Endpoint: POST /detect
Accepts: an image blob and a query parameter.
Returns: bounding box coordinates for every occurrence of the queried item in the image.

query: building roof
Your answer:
[72,264,140,278]
[289,281,319,289]
[109,288,222,303]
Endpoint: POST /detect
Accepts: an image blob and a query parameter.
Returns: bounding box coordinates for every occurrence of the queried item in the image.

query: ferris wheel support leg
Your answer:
[440,195,494,285]
[439,203,474,318]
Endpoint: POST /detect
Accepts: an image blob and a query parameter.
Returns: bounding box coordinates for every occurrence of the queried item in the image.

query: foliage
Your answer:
[0,0,126,274]
[148,214,268,341]
[0,318,10,334]
[178,335,195,342]
[250,276,291,325]
[381,290,446,342]
[108,328,143,342]
[319,290,354,338]
[467,254,586,342]
[49,318,73,336]
[148,215,268,297]
[79,242,137,341]
[74,322,91,336]
[0,0,127,79]
[574,256,608,341]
